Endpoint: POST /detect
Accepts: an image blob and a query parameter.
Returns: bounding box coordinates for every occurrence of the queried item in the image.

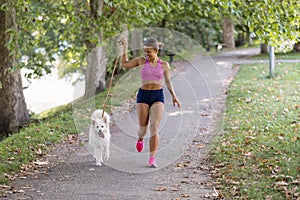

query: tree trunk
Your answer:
[205,30,211,51]
[85,46,106,98]
[260,44,269,54]
[293,41,300,52]
[84,0,106,98]
[222,18,235,48]
[0,3,29,136]
[269,45,275,78]
[246,27,252,45]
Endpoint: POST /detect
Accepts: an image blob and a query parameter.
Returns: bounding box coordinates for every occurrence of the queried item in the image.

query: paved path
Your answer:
[5,47,299,200]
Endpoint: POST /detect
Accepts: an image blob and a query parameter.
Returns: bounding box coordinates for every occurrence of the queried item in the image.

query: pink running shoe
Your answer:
[148,156,157,168]
[136,139,144,152]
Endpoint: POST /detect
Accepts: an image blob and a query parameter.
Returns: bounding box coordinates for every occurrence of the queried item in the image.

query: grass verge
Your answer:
[210,62,300,199]
[251,51,300,60]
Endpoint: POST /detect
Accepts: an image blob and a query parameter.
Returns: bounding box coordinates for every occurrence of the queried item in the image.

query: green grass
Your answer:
[210,62,300,199]
[251,51,300,60]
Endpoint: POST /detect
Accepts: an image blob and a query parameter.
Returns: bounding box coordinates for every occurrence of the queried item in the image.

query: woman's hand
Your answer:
[173,97,181,108]
[119,37,127,47]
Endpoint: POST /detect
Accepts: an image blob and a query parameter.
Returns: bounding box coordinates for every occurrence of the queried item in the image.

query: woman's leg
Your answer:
[149,102,164,157]
[136,103,149,140]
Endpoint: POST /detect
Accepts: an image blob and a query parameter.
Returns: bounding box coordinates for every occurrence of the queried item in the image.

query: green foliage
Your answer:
[1,0,174,80]
[211,0,300,49]
[163,0,222,48]
[211,62,300,199]
[1,0,299,80]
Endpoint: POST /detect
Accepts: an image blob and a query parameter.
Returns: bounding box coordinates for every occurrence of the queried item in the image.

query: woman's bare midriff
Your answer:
[141,82,162,90]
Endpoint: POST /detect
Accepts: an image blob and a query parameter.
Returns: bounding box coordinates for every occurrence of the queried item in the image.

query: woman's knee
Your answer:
[138,126,148,137]
[150,122,159,134]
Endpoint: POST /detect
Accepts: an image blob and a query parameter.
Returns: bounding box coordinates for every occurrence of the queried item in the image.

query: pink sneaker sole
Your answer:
[136,139,144,152]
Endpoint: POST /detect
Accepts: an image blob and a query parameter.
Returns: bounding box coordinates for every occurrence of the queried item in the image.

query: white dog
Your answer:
[88,109,111,166]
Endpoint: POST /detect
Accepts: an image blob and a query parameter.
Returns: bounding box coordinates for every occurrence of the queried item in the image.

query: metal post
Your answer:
[269,45,275,78]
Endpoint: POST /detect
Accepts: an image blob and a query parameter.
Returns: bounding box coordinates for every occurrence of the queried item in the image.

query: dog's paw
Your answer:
[96,162,102,167]
[104,155,109,161]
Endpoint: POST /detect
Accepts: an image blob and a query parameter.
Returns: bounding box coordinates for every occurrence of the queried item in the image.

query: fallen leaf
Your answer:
[229,180,240,185]
[278,136,284,140]
[265,195,273,200]
[35,148,43,155]
[4,173,15,181]
[175,163,188,168]
[156,187,167,191]
[21,186,32,189]
[12,189,25,194]
[199,165,209,170]
[244,137,251,144]
[215,162,228,168]
[180,180,189,184]
[258,158,268,163]
[274,181,289,186]
[290,180,299,185]
[33,160,49,165]
[213,187,221,197]
[0,192,7,197]
[181,194,190,198]
[0,185,10,189]
[290,137,298,142]
[244,152,253,157]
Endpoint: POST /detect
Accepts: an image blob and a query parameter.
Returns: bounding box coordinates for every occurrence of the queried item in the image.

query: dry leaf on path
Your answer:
[181,193,190,197]
[156,187,167,191]
[33,160,49,165]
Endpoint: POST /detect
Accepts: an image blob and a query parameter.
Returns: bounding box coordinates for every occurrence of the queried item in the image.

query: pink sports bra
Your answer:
[141,58,164,81]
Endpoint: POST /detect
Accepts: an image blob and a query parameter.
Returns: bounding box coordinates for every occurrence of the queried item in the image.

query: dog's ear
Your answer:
[103,116,108,124]
[103,115,110,124]
[91,118,96,126]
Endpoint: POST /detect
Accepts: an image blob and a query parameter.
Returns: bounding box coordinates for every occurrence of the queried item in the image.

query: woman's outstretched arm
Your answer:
[163,62,181,108]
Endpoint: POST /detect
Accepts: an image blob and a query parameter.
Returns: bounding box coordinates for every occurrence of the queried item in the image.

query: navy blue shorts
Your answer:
[136,88,164,107]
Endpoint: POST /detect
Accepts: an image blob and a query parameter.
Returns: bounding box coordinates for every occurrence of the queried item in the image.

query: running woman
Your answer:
[119,37,181,167]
